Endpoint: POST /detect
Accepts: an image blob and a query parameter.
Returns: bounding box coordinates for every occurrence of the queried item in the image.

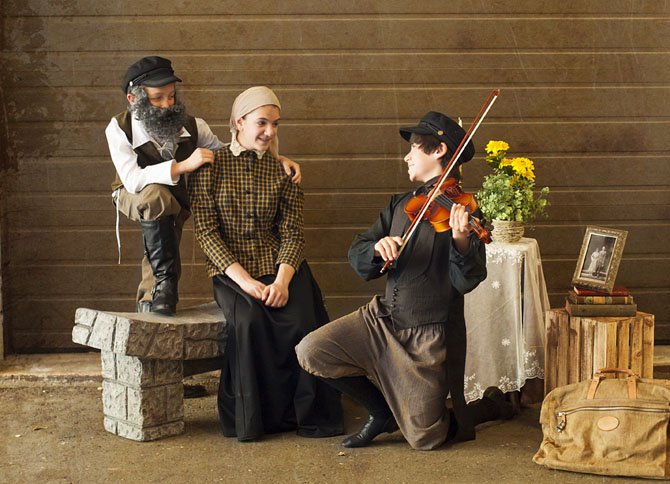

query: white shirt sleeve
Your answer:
[105,117,176,194]
[195,117,225,150]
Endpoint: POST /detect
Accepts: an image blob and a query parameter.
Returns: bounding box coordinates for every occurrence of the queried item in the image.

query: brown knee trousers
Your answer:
[296,296,451,450]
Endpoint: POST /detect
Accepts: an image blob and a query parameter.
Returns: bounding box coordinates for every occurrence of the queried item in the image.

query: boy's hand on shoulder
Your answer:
[174,148,214,176]
[278,155,301,184]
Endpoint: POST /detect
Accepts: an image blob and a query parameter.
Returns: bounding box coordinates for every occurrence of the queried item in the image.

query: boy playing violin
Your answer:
[296,111,513,450]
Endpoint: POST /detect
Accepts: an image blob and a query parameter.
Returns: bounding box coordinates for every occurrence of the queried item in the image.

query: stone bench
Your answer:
[72,302,227,441]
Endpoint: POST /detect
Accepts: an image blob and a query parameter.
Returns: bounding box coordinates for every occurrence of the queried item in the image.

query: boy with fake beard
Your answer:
[106,56,301,315]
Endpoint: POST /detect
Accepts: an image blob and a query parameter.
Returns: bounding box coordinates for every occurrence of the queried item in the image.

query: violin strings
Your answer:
[434,193,479,227]
[434,193,456,209]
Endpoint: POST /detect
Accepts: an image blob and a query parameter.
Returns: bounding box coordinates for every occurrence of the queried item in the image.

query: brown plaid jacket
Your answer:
[188,145,304,278]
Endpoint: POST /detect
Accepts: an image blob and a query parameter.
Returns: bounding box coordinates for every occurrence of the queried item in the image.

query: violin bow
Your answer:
[380,88,500,274]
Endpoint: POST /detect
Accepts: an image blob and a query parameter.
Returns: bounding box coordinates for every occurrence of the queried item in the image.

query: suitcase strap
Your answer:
[587,368,639,400]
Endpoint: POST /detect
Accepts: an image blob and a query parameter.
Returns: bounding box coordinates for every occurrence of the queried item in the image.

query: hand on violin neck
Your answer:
[374,236,404,262]
[449,203,471,254]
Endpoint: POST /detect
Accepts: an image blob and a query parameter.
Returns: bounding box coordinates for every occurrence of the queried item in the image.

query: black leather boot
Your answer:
[469,386,515,426]
[140,216,180,316]
[341,413,399,448]
[482,386,515,420]
[322,376,398,448]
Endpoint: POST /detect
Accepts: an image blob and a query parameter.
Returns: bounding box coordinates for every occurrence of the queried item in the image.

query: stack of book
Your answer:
[565,285,637,317]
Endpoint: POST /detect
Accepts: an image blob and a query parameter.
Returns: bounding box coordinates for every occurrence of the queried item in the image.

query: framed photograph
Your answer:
[572,226,628,293]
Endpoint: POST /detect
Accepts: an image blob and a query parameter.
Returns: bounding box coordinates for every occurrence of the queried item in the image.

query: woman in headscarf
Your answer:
[188,86,343,441]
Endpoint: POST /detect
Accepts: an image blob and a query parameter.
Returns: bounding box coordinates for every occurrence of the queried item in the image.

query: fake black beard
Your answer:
[130,95,188,145]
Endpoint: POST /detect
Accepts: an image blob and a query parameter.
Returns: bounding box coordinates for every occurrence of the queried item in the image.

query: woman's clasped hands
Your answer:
[238,277,289,308]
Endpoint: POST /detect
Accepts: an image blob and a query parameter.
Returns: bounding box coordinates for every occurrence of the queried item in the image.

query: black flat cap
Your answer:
[122,56,182,93]
[399,111,475,163]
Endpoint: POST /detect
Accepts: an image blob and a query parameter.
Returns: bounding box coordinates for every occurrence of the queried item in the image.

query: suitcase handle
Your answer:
[587,368,639,400]
[594,368,638,377]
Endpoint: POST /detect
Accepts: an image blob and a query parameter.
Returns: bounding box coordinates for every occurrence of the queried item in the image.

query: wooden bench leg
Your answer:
[100,351,185,441]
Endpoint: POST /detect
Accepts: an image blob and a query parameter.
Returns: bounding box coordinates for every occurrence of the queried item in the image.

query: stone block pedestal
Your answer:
[72,302,227,441]
[101,352,185,440]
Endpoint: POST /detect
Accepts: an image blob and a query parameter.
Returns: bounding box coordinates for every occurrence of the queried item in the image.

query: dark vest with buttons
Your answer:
[378,191,473,441]
[379,192,463,328]
[110,110,198,209]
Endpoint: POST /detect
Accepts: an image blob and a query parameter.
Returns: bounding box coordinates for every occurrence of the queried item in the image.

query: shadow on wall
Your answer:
[0,7,9,359]
[0,4,48,355]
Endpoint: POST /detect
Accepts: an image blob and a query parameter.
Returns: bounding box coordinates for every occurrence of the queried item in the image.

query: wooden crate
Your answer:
[544,309,654,395]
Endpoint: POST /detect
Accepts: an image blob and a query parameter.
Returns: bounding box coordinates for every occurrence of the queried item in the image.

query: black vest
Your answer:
[110,111,198,209]
[379,192,461,328]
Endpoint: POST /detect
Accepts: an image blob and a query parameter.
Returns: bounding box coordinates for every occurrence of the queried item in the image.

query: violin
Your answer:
[380,89,500,274]
[404,177,491,243]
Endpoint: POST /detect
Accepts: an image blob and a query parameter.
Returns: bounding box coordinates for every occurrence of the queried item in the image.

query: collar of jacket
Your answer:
[228,136,267,160]
[413,175,442,196]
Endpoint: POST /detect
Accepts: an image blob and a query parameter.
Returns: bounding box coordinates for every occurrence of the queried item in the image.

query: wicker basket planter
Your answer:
[492,219,525,243]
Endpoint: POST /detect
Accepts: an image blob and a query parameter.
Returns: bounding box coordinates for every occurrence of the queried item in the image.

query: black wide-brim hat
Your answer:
[399,111,475,163]
[122,56,182,93]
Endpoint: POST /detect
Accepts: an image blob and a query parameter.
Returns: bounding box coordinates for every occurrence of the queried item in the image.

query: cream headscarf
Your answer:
[229,86,281,158]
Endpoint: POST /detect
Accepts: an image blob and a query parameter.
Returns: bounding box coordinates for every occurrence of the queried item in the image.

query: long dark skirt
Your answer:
[213,261,344,441]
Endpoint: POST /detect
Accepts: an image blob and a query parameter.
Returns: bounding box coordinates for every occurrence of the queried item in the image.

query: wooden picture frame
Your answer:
[571,225,628,293]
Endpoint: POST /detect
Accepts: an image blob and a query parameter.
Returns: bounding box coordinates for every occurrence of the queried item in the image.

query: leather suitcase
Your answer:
[534,368,670,479]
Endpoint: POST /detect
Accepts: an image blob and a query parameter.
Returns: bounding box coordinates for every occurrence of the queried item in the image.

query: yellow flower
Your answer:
[508,157,535,181]
[485,140,509,156]
[479,140,549,223]
[499,157,513,169]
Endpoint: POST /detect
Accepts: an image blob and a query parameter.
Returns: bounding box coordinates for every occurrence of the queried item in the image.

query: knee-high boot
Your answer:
[140,216,180,315]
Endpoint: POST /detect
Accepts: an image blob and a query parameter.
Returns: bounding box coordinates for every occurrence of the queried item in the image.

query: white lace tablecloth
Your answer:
[463,237,550,403]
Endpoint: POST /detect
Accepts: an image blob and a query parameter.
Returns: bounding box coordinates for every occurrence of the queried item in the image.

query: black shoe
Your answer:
[140,216,180,316]
[136,301,152,313]
[483,386,515,420]
[184,383,207,399]
[341,414,398,448]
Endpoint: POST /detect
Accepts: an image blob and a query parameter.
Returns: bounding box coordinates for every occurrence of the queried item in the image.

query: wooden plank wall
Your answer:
[1,1,669,352]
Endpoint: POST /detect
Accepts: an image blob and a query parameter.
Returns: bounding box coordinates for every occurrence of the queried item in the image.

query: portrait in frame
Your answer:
[572,225,628,293]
